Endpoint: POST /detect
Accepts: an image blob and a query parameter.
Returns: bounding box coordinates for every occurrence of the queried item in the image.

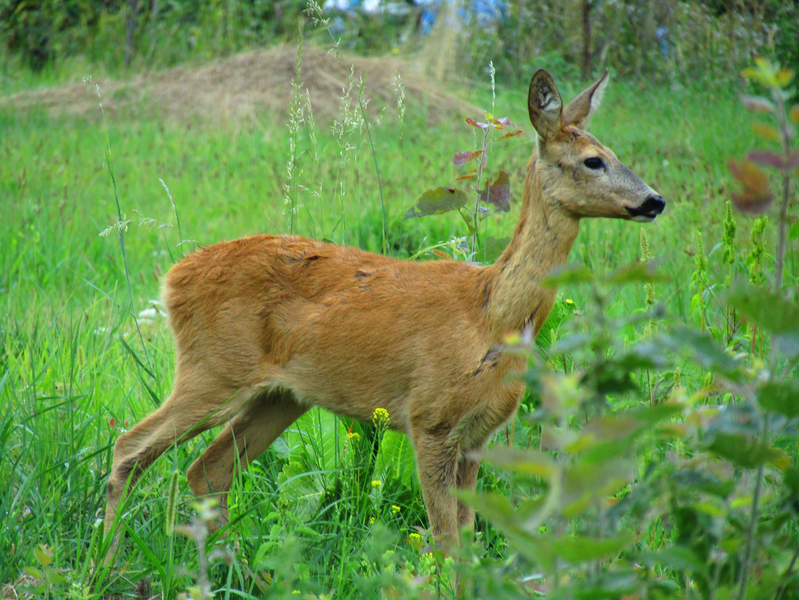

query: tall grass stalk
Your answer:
[91,79,153,374]
[285,19,305,235]
[306,0,386,252]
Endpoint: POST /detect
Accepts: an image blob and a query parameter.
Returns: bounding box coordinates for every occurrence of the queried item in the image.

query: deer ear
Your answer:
[528,70,563,142]
[562,69,609,130]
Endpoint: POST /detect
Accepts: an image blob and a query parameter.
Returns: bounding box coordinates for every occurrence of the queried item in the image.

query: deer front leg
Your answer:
[412,429,460,551]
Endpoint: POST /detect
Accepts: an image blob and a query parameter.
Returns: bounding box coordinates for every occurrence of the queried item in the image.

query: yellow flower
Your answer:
[408,532,423,548]
[369,516,375,524]
[391,505,400,514]
[565,298,574,305]
[372,407,390,427]
[347,432,361,443]
[371,480,382,488]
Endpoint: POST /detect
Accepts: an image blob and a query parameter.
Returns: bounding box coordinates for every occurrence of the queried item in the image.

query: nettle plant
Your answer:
[451,60,799,599]
[405,65,522,263]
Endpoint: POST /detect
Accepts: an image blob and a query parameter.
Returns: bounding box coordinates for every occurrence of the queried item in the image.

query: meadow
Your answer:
[1,44,797,599]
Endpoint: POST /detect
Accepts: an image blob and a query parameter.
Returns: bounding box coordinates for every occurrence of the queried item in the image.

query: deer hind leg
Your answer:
[103,374,243,558]
[186,390,307,524]
[412,429,460,551]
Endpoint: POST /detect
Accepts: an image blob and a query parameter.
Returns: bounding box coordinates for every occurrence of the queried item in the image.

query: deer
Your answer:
[102,69,665,561]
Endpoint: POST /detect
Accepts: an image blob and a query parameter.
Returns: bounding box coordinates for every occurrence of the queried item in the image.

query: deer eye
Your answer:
[584,157,604,170]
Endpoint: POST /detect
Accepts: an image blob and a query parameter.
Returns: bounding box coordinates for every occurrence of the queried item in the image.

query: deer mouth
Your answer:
[626,195,666,222]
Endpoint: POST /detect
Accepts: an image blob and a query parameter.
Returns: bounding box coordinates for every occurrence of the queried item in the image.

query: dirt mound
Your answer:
[2,45,476,125]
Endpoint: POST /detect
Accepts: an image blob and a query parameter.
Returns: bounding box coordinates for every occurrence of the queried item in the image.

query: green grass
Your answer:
[1,63,791,598]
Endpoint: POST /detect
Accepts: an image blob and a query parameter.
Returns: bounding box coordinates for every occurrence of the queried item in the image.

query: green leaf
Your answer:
[562,459,634,516]
[453,490,518,532]
[404,187,468,219]
[757,380,799,418]
[543,264,594,287]
[277,460,325,521]
[476,446,555,478]
[659,328,742,380]
[727,282,799,334]
[671,468,735,498]
[706,433,788,469]
[549,534,635,563]
[775,331,799,360]
[375,430,416,487]
[783,467,799,495]
[790,221,799,241]
[637,546,708,575]
[23,566,43,579]
[458,208,478,235]
[33,546,52,567]
[45,570,67,585]
[604,262,671,284]
[483,236,510,263]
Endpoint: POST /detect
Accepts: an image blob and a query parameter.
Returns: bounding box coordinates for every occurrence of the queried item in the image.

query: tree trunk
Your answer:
[581,0,592,82]
[125,0,140,68]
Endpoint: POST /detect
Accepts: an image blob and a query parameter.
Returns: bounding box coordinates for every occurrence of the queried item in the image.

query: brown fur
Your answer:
[103,69,664,559]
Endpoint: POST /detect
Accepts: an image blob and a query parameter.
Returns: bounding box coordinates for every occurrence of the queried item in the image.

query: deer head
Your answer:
[527,69,666,223]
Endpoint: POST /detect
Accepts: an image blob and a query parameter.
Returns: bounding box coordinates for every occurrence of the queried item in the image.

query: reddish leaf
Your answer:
[748,150,799,171]
[496,129,523,142]
[405,187,469,219]
[431,249,450,259]
[747,150,786,169]
[752,122,781,141]
[790,105,799,125]
[456,173,478,181]
[478,170,512,212]
[731,191,773,214]
[486,116,514,130]
[740,95,775,113]
[466,117,489,129]
[728,159,773,213]
[453,150,483,167]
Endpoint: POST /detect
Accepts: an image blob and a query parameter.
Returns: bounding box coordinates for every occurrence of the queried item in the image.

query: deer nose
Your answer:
[643,195,666,215]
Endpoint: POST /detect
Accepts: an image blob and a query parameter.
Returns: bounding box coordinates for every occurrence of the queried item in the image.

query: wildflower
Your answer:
[347,432,361,443]
[565,298,574,306]
[408,532,423,549]
[372,407,390,428]
[369,516,376,524]
[371,480,382,488]
[391,505,400,514]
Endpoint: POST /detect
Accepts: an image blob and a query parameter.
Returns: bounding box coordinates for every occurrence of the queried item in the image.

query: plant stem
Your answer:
[773,89,793,293]
[737,414,769,600]
[774,547,799,600]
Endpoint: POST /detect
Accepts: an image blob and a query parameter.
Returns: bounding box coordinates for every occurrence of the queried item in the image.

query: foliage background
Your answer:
[1,0,798,599]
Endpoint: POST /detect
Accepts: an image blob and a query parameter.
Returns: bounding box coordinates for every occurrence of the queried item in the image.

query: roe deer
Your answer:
[103,69,665,558]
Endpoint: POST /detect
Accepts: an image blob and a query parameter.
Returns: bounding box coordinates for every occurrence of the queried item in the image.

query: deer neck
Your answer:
[482,161,580,337]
